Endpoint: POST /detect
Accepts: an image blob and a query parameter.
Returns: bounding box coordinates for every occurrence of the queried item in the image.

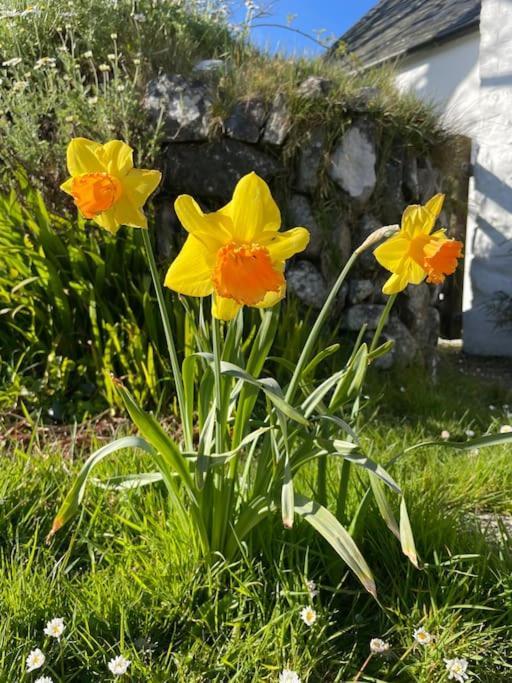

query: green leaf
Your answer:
[407,431,512,452]
[369,477,400,540]
[294,493,376,598]
[400,496,419,568]
[332,441,401,494]
[47,436,155,539]
[93,472,164,490]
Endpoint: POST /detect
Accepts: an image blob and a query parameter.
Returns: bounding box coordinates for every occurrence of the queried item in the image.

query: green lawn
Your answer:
[1,356,510,682]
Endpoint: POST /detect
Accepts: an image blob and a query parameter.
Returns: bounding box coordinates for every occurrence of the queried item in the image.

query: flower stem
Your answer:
[286,251,359,403]
[141,229,192,451]
[369,293,397,353]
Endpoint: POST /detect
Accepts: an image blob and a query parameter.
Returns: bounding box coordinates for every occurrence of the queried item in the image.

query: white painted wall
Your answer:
[393,9,512,357]
[395,31,481,136]
[462,0,512,356]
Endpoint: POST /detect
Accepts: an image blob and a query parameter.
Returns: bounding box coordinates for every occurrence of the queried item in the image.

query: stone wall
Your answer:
[145,68,447,367]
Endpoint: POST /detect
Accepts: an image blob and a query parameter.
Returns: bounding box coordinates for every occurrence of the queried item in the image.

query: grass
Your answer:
[0,357,510,681]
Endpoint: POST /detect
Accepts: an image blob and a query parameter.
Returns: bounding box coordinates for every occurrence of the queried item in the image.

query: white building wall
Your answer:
[395,32,481,136]
[394,10,512,356]
[462,0,512,356]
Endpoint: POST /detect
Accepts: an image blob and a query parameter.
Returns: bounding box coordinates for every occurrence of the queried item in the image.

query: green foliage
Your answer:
[0,180,181,417]
[0,366,510,680]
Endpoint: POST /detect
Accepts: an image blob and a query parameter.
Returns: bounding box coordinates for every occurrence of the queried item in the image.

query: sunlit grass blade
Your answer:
[400,496,419,568]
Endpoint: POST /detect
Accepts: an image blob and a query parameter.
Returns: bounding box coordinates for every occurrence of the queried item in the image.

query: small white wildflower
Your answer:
[65,115,75,123]
[500,424,512,433]
[441,430,451,440]
[62,74,71,81]
[34,57,56,70]
[279,670,301,683]
[110,32,118,39]
[35,677,54,683]
[13,80,29,91]
[99,63,110,72]
[133,58,141,65]
[413,627,432,645]
[116,84,125,92]
[65,23,72,30]
[465,429,475,438]
[44,617,65,639]
[489,404,496,410]
[370,638,390,654]
[306,579,318,598]
[400,386,405,393]
[56,45,68,52]
[83,50,93,58]
[26,648,45,672]
[299,606,317,627]
[108,655,131,676]
[2,57,22,67]
[107,53,116,60]
[132,12,146,21]
[88,96,98,105]
[444,657,470,682]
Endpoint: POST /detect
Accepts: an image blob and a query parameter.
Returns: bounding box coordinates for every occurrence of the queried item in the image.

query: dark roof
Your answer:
[329,0,481,67]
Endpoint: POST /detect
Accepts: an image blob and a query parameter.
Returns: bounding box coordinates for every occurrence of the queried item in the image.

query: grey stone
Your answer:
[337,220,352,269]
[404,154,420,201]
[287,195,323,258]
[418,157,441,202]
[144,74,213,141]
[165,139,281,200]
[320,219,351,284]
[352,86,381,111]
[328,122,377,202]
[225,98,267,143]
[349,279,374,304]
[374,318,419,368]
[193,59,224,74]
[401,284,440,349]
[344,304,386,331]
[295,126,326,193]
[155,201,179,261]
[297,75,333,99]
[357,214,381,275]
[381,158,406,224]
[286,260,328,309]
[263,92,291,146]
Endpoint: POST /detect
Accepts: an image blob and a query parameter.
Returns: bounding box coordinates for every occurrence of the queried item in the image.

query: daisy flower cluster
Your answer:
[25,617,131,678]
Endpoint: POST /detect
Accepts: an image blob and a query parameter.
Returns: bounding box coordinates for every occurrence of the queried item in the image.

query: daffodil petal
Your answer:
[60,177,74,195]
[174,195,231,251]
[401,204,436,238]
[425,193,445,223]
[100,140,134,176]
[406,258,427,285]
[123,169,162,206]
[164,235,215,297]
[382,272,410,295]
[254,284,286,309]
[224,172,281,242]
[67,137,105,176]
[94,208,121,234]
[262,227,310,262]
[374,235,410,272]
[212,294,242,321]
[112,195,148,229]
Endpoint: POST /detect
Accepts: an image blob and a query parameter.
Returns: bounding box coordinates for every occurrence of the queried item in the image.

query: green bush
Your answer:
[0,178,186,418]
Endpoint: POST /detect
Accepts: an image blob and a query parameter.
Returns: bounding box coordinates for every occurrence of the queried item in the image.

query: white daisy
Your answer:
[108,655,131,676]
[300,606,317,627]
[441,430,450,440]
[110,33,118,39]
[83,50,93,58]
[500,425,512,433]
[43,617,65,639]
[413,627,432,645]
[370,638,390,654]
[2,57,22,67]
[279,669,301,683]
[26,648,45,672]
[99,63,110,72]
[35,677,54,683]
[465,429,475,438]
[444,657,470,682]
[306,579,318,598]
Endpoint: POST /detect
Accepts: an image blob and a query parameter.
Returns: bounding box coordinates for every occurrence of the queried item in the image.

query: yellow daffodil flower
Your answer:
[60,137,161,233]
[374,194,463,295]
[164,172,310,320]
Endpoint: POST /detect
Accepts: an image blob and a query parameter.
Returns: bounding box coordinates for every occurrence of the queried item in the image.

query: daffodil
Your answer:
[61,138,161,233]
[164,172,310,320]
[374,194,463,295]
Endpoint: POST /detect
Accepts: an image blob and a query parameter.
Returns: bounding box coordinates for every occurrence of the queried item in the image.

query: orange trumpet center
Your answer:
[212,241,284,306]
[423,238,463,285]
[71,172,122,218]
